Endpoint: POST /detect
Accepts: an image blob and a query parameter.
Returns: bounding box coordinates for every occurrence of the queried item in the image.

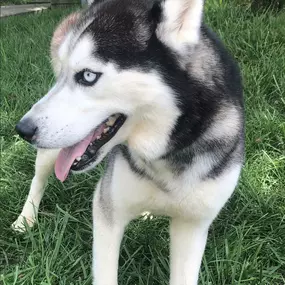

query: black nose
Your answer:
[15,119,37,143]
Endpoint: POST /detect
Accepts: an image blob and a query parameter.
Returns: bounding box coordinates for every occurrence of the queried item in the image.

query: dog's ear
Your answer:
[155,0,204,54]
[148,0,163,27]
[88,0,105,5]
[50,12,81,76]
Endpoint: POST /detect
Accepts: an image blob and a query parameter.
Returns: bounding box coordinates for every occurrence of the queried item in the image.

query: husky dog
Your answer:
[14,0,244,283]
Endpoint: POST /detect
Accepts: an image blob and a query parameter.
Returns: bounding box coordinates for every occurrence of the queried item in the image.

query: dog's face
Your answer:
[16,0,204,181]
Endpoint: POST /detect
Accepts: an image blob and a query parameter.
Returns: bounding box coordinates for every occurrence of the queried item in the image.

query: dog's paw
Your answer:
[12,215,35,232]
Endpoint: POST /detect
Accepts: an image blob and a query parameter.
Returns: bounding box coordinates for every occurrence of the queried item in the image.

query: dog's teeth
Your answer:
[76,156,81,161]
[96,135,101,140]
[106,116,116,126]
[103,127,110,133]
[88,148,96,154]
[82,154,89,160]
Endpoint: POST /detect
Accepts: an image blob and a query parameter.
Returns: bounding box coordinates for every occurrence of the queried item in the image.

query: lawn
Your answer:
[0,2,284,285]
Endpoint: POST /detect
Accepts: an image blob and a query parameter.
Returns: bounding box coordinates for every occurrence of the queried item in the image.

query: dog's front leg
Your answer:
[169,218,210,285]
[12,148,59,232]
[92,181,130,285]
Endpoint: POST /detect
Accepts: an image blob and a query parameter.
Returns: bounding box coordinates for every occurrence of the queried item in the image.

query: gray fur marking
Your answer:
[119,145,171,193]
[99,147,119,223]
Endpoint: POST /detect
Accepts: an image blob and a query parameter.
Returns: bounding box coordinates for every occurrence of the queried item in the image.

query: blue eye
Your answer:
[75,70,102,86]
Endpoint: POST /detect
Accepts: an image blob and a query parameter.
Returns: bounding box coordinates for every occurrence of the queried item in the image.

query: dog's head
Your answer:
[16,0,204,181]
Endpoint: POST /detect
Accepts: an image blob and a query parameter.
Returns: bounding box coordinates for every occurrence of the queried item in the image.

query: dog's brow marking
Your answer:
[58,32,73,62]
[68,16,96,55]
[69,35,96,68]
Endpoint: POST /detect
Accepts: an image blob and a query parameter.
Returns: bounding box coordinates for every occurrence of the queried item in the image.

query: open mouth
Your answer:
[55,113,126,182]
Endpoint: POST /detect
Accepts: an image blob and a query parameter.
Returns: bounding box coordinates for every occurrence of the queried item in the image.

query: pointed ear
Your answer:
[50,12,81,76]
[156,0,204,54]
[87,0,107,6]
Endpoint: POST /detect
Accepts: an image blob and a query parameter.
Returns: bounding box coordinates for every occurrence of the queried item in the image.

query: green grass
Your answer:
[0,3,285,285]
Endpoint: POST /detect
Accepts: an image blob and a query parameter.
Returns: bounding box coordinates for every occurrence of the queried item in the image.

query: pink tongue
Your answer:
[55,125,105,182]
[55,134,93,182]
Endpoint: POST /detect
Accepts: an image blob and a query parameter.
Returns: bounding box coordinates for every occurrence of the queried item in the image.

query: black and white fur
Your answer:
[13,0,244,284]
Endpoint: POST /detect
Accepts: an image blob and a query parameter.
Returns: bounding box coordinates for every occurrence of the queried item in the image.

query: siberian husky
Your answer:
[14,0,244,284]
